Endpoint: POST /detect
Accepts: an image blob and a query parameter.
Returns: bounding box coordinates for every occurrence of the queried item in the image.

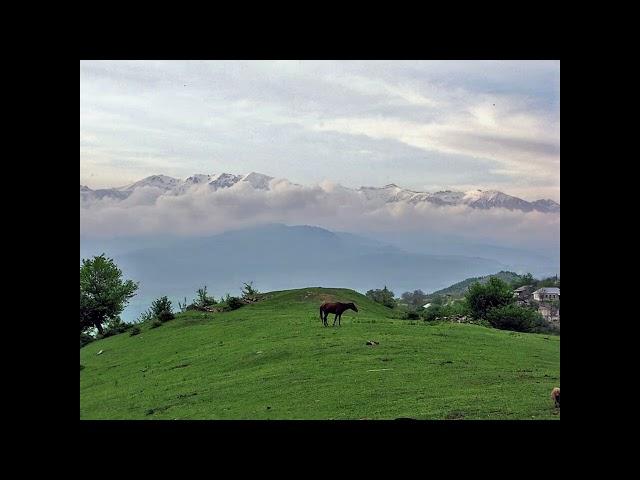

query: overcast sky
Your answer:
[80,60,559,201]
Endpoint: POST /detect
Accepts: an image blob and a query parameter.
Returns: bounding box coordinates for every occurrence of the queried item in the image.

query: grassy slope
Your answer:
[80,287,560,420]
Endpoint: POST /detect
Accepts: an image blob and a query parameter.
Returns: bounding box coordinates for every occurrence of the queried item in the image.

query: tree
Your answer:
[465,277,514,320]
[150,296,175,322]
[423,304,443,322]
[195,286,216,308]
[485,304,546,333]
[511,273,534,289]
[537,276,558,288]
[401,289,429,310]
[366,286,397,309]
[241,281,260,301]
[80,255,138,335]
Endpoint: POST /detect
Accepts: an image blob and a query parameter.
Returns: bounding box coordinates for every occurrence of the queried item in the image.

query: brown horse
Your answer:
[319,302,358,327]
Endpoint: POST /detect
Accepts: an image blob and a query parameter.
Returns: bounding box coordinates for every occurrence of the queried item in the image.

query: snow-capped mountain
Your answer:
[531,199,561,213]
[241,172,274,190]
[80,172,559,213]
[461,190,536,212]
[358,184,419,203]
[120,174,182,192]
[408,190,466,206]
[210,173,244,190]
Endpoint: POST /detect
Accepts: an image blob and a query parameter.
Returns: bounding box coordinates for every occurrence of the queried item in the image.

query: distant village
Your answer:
[514,285,560,325]
[416,273,560,329]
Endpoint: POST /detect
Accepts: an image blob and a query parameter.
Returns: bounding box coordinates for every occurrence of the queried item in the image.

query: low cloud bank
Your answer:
[80,179,559,250]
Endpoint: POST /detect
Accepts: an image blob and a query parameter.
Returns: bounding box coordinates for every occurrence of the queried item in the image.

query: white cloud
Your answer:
[80,181,559,251]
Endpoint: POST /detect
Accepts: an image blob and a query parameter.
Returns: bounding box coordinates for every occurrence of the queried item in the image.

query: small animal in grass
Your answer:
[551,387,560,408]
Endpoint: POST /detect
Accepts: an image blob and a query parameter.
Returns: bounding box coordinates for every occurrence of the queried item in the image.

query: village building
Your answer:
[533,287,560,302]
[513,285,534,299]
[539,303,560,325]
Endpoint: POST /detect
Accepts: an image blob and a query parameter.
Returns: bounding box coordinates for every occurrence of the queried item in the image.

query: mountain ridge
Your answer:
[80,171,559,213]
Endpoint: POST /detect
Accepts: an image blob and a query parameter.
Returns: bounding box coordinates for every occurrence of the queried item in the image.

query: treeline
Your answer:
[365,272,560,334]
[429,271,559,298]
[80,254,261,348]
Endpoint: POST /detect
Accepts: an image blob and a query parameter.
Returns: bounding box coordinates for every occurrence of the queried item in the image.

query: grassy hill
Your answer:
[80,287,560,420]
[429,271,524,298]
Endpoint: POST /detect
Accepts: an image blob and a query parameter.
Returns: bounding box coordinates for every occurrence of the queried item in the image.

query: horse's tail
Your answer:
[319,305,324,322]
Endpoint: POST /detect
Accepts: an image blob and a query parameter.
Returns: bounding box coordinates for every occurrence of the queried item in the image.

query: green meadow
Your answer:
[80,287,560,420]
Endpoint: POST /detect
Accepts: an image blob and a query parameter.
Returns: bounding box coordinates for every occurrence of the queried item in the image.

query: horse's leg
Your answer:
[333,314,337,327]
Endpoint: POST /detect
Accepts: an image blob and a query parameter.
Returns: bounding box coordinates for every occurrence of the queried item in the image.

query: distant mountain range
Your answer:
[81,172,559,213]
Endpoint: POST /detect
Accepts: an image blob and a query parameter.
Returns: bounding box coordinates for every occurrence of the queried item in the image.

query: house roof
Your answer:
[514,285,532,292]
[534,287,560,295]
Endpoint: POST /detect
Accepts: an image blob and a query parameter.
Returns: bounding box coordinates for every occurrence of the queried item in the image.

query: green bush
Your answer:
[404,311,420,320]
[224,296,243,311]
[195,286,216,308]
[241,281,260,300]
[440,299,470,318]
[465,277,514,320]
[150,319,163,329]
[129,326,141,336]
[151,296,174,318]
[485,304,546,333]
[80,332,95,349]
[422,304,442,322]
[99,317,133,338]
[157,311,175,323]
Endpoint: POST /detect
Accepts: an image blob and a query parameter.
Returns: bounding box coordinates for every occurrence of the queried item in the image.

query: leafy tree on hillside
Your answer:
[241,281,260,301]
[366,286,397,309]
[511,273,534,289]
[537,276,559,288]
[150,296,175,322]
[195,286,216,308]
[401,289,429,311]
[430,295,445,306]
[465,277,514,320]
[80,255,138,335]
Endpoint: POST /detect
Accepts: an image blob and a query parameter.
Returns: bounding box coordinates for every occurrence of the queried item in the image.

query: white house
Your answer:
[533,287,560,302]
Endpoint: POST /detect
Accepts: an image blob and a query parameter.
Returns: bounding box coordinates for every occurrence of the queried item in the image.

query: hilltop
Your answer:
[80,287,560,420]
